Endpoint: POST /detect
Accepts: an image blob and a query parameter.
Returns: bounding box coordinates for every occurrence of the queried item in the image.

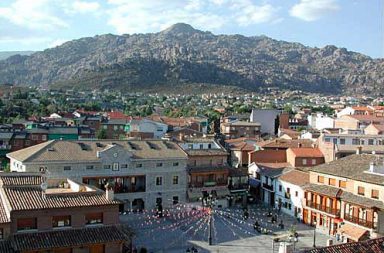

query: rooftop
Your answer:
[309,154,384,186]
[288,148,324,158]
[279,170,309,187]
[7,140,187,162]
[303,236,384,253]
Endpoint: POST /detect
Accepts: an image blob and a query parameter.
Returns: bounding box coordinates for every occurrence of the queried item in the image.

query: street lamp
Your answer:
[202,193,216,246]
[313,220,317,248]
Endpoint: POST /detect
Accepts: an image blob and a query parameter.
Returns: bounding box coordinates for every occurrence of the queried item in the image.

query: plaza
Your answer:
[120,203,338,253]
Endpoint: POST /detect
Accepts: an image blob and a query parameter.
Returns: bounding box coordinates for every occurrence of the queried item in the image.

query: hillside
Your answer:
[0,51,35,60]
[0,23,383,95]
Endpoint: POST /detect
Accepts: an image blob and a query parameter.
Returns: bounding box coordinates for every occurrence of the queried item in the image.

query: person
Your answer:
[254,221,260,230]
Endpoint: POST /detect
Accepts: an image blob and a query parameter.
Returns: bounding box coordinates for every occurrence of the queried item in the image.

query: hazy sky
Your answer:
[0,0,382,58]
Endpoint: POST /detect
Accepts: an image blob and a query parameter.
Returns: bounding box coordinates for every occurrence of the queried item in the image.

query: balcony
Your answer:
[306,201,340,216]
[344,214,377,229]
[189,181,227,188]
[262,183,274,192]
[229,183,249,191]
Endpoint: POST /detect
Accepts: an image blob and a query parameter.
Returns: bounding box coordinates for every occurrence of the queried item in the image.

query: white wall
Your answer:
[250,109,279,135]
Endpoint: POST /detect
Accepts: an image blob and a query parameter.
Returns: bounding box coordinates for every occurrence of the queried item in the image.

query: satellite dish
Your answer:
[40,182,48,191]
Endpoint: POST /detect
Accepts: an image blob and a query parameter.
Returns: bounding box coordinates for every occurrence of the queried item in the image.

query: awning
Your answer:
[338,223,369,242]
[249,178,261,188]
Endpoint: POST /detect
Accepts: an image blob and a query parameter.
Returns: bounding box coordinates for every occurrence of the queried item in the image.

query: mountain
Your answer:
[0,51,35,60]
[0,23,383,95]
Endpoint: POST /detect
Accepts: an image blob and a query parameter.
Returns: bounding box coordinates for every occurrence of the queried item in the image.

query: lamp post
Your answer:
[313,220,317,248]
[202,193,215,246]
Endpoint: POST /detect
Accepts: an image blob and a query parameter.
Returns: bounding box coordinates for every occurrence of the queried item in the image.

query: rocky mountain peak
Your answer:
[160,23,200,35]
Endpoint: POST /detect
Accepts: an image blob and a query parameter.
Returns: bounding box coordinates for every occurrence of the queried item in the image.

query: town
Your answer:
[0,85,383,252]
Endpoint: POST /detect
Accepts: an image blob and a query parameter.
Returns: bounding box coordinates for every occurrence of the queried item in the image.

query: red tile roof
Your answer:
[279,170,309,187]
[11,225,131,251]
[304,236,384,253]
[288,148,324,158]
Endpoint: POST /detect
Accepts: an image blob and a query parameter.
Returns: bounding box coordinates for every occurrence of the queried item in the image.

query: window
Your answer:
[173,176,179,185]
[42,135,47,141]
[318,176,324,183]
[17,218,37,231]
[173,162,179,166]
[85,213,103,225]
[199,144,203,149]
[156,163,163,167]
[279,185,282,192]
[372,189,379,199]
[112,163,119,171]
[52,215,71,228]
[352,139,359,145]
[302,159,307,165]
[64,166,71,171]
[208,144,212,149]
[295,191,298,197]
[156,197,162,205]
[368,139,374,145]
[325,138,330,142]
[312,159,316,165]
[332,138,337,144]
[288,203,292,210]
[329,178,336,186]
[113,125,118,130]
[156,177,162,186]
[103,125,107,130]
[287,188,290,193]
[358,186,365,196]
[32,135,38,140]
[339,181,346,188]
[173,196,179,205]
[121,164,128,169]
[0,228,3,239]
[103,165,111,170]
[340,138,345,145]
[86,165,94,170]
[136,163,142,168]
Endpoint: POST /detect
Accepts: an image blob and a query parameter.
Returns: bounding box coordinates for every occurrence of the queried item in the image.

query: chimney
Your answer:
[105,183,114,201]
[356,146,362,155]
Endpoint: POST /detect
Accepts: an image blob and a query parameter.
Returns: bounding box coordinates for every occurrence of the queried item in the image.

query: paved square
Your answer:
[120,204,338,253]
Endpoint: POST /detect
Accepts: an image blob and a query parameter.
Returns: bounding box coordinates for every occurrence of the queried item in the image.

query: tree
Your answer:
[96,128,107,139]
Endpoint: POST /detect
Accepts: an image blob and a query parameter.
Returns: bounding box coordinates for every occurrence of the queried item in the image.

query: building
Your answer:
[220,121,261,139]
[0,174,130,253]
[177,138,230,203]
[302,155,384,241]
[248,162,292,206]
[275,170,309,220]
[250,109,280,135]
[101,119,130,139]
[286,148,325,167]
[308,113,335,130]
[225,138,258,168]
[364,123,384,135]
[126,119,168,139]
[335,115,384,131]
[318,132,384,162]
[6,140,188,210]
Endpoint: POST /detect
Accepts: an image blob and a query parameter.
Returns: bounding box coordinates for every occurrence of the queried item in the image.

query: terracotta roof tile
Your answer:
[11,225,130,251]
[288,148,324,158]
[3,185,120,211]
[303,236,384,253]
[279,170,309,187]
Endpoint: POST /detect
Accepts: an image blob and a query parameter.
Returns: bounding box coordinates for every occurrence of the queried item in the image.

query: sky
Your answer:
[0,0,382,58]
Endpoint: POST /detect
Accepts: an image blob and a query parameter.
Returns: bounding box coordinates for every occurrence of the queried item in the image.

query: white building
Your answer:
[308,113,335,130]
[128,119,168,139]
[275,170,309,220]
[248,162,291,206]
[250,109,280,135]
